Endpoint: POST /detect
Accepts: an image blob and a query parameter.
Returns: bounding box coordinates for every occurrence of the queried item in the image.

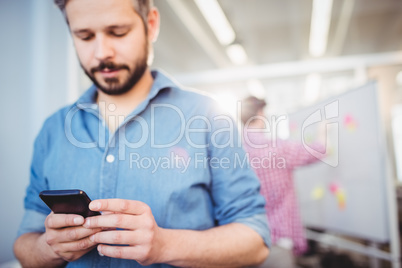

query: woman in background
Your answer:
[241,96,325,268]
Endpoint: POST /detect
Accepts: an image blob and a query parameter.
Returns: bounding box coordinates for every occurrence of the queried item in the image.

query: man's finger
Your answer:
[89,230,143,245]
[89,199,149,215]
[60,226,103,242]
[97,244,142,260]
[46,213,85,228]
[83,213,143,230]
[57,237,98,253]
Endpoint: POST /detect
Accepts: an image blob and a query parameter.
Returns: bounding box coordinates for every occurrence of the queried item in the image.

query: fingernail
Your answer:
[90,201,100,210]
[98,245,104,256]
[89,234,94,242]
[74,217,84,225]
[83,218,90,228]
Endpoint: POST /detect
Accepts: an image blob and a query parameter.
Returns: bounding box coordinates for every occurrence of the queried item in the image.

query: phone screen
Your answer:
[39,189,101,217]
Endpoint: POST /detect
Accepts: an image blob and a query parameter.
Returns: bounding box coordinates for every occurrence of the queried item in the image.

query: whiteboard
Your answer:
[289,82,390,242]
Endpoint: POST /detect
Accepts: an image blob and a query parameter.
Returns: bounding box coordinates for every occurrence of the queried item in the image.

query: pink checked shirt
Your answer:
[243,130,323,255]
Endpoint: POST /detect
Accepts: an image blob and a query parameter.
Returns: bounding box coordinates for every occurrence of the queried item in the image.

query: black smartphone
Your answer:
[39,189,101,217]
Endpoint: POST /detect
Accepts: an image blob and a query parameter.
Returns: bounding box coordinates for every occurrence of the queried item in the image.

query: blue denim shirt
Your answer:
[18,70,270,267]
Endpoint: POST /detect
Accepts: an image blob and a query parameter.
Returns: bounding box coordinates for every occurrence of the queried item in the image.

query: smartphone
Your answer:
[39,189,101,217]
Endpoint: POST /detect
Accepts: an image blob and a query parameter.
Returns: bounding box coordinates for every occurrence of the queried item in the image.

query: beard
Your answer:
[82,42,149,96]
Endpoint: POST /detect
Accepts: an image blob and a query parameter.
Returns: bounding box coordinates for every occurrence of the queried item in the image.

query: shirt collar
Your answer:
[75,69,179,110]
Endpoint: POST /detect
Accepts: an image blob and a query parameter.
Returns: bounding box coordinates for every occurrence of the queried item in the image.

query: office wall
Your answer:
[0,0,71,263]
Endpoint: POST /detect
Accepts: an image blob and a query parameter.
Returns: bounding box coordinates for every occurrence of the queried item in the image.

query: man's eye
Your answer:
[81,34,94,41]
[111,31,128,37]
[76,33,94,41]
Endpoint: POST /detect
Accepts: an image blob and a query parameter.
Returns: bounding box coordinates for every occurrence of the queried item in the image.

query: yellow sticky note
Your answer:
[311,187,324,200]
[336,189,346,210]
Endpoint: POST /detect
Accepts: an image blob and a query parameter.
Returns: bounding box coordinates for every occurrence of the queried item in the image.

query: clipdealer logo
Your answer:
[301,100,339,167]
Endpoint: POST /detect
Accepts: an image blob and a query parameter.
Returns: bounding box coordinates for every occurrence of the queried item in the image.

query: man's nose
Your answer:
[94,36,114,61]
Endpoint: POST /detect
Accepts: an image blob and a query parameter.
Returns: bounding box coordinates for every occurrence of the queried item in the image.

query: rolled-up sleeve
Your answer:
[17,210,47,237]
[235,213,271,247]
[17,123,51,237]
[207,108,271,248]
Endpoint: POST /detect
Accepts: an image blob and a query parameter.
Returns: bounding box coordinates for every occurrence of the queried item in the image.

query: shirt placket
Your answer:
[100,132,120,199]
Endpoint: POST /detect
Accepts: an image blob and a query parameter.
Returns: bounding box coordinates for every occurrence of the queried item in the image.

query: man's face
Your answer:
[66,0,150,95]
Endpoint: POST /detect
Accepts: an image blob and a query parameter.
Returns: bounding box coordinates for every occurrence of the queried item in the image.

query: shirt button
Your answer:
[106,154,115,163]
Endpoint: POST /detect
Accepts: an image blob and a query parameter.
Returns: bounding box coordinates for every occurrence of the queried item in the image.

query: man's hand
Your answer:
[83,199,164,266]
[44,212,102,262]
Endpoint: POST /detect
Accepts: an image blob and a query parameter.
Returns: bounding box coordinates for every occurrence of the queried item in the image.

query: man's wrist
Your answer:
[155,228,192,266]
[155,227,175,264]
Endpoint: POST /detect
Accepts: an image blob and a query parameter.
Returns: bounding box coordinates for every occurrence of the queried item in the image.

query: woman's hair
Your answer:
[54,0,154,30]
[241,96,267,124]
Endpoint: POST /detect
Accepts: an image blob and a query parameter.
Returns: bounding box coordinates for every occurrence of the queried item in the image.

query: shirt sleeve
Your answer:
[17,210,47,237]
[280,140,325,169]
[207,109,271,247]
[234,213,271,247]
[17,122,52,237]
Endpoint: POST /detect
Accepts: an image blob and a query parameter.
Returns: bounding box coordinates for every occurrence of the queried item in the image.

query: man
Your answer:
[13,0,270,267]
[241,96,324,268]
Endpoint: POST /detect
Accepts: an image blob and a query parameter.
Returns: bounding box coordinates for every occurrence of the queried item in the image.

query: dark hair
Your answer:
[54,0,153,28]
[241,96,267,124]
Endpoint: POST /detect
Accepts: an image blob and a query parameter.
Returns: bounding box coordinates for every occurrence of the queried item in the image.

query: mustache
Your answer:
[91,61,129,73]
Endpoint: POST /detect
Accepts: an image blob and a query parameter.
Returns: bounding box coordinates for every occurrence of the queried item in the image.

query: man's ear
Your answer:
[147,7,160,43]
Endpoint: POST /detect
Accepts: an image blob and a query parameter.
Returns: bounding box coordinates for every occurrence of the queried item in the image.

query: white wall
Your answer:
[0,0,72,263]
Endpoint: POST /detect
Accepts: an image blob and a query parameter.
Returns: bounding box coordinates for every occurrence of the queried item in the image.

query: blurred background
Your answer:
[1,0,402,267]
